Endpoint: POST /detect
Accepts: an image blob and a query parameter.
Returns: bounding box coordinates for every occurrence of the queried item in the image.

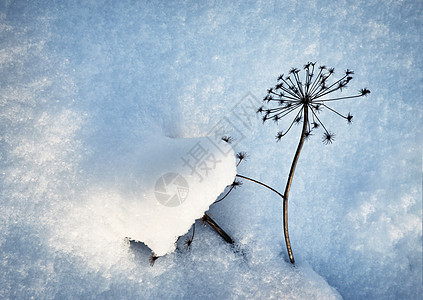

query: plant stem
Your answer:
[283,104,308,264]
[236,174,284,200]
[203,213,234,244]
[214,185,235,204]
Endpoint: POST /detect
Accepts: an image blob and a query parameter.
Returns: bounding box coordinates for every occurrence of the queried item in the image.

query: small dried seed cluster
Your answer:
[257,62,370,144]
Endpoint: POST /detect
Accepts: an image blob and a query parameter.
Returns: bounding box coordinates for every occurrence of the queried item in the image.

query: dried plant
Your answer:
[257,62,370,263]
[182,66,369,264]
[184,224,195,250]
[149,254,158,266]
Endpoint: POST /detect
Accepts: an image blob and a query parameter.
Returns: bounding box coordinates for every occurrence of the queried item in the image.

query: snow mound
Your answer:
[61,135,236,257]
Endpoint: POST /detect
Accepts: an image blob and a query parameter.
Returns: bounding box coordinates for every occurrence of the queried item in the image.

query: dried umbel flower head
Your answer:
[258,62,370,264]
[258,62,370,143]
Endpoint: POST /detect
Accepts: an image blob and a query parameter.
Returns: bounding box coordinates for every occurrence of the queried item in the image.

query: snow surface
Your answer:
[1,0,422,299]
[55,135,236,257]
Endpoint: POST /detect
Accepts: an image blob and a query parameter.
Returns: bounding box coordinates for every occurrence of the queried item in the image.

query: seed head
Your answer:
[322,132,335,144]
[236,151,248,162]
[221,136,234,144]
[184,237,193,250]
[257,62,370,144]
[149,254,158,266]
[231,180,243,189]
[275,131,284,142]
[360,88,371,96]
[347,113,353,124]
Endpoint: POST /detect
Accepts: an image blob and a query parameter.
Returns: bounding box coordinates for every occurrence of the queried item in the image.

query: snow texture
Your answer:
[1,0,422,299]
[58,135,236,257]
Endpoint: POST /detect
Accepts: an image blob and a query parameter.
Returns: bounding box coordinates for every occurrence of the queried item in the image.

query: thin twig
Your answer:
[214,185,235,204]
[202,213,234,244]
[236,174,284,200]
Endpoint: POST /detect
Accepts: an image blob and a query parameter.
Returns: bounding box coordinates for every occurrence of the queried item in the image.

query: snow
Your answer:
[1,0,422,299]
[55,135,236,257]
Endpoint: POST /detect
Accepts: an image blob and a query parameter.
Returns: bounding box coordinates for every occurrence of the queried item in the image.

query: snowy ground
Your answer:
[1,0,422,299]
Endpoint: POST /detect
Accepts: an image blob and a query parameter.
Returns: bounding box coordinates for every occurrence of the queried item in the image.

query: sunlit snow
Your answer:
[1,0,422,299]
[56,135,236,257]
